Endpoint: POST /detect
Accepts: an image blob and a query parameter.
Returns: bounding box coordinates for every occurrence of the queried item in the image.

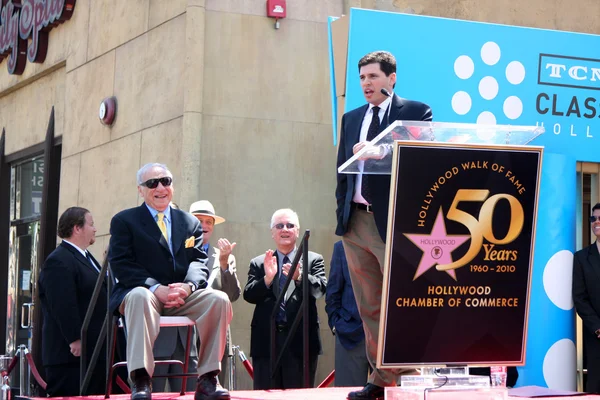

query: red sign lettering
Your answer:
[0,0,76,75]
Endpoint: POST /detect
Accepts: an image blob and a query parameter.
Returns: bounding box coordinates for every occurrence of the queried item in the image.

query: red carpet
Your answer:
[17,388,600,400]
[20,388,354,400]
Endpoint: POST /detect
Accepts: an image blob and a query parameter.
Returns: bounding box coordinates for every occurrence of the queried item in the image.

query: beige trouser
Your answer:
[342,208,406,387]
[121,287,232,379]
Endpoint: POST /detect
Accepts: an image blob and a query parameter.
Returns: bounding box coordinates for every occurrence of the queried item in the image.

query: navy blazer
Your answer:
[108,204,208,314]
[39,241,107,366]
[335,94,433,241]
[573,242,600,391]
[325,241,364,350]
[243,250,327,359]
[573,243,600,335]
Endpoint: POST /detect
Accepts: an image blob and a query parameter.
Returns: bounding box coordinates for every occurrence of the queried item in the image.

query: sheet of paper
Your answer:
[21,270,31,291]
[508,385,588,397]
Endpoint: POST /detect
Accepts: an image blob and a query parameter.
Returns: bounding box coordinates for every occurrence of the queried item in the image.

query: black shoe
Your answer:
[131,375,152,400]
[194,371,230,400]
[348,383,385,400]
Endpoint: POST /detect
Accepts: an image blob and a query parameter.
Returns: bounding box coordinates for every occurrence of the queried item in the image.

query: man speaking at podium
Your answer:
[335,51,432,399]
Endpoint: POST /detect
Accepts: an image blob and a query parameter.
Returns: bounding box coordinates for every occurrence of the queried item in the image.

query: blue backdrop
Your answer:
[327,8,600,389]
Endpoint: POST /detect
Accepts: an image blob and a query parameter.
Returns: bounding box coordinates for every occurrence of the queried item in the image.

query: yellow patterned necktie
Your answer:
[157,212,168,241]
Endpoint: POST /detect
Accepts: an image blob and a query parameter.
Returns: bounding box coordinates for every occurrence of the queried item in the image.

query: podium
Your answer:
[338,120,543,175]
[338,121,544,399]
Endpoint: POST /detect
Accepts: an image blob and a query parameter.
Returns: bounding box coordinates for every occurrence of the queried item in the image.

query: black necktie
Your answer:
[361,106,380,204]
[277,256,290,323]
[86,251,100,274]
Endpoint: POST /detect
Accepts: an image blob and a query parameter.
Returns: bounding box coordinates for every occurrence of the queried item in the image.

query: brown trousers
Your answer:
[342,209,406,387]
[121,287,232,378]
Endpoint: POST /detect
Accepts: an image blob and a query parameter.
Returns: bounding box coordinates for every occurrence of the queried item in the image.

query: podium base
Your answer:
[400,374,490,388]
[388,368,505,400]
[385,386,507,400]
[384,385,508,400]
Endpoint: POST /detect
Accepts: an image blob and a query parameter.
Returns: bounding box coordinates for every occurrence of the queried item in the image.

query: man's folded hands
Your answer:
[155,282,190,308]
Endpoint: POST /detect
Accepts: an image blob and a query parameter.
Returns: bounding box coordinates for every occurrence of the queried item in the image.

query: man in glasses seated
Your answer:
[243,208,327,389]
[108,163,232,400]
[153,200,241,392]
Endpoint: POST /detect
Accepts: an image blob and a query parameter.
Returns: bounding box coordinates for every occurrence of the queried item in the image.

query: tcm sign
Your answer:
[0,0,76,75]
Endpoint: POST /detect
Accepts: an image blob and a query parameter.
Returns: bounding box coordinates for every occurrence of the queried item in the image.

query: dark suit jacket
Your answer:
[573,243,600,335]
[335,94,433,241]
[325,241,364,350]
[38,241,107,366]
[108,204,208,314]
[573,242,600,392]
[243,250,327,359]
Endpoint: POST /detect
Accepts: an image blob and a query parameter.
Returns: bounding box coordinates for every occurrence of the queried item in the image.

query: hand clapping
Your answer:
[264,249,278,286]
[218,238,237,270]
[283,260,302,282]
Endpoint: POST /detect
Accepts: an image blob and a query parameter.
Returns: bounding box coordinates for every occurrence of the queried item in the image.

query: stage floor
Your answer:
[19,388,354,400]
[16,387,600,400]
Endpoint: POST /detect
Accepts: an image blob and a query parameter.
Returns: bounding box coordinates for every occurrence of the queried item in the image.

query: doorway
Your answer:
[5,156,43,392]
[575,162,600,391]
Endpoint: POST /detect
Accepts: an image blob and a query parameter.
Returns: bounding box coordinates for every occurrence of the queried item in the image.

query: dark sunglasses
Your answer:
[140,177,172,189]
[590,216,600,223]
[274,223,296,230]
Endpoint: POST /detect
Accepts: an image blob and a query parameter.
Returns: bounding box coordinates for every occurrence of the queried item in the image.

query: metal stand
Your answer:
[1,355,11,400]
[0,346,46,397]
[229,345,239,390]
[18,346,28,397]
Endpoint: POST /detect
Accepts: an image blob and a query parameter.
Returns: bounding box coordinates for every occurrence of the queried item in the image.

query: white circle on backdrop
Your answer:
[454,55,475,79]
[503,96,523,120]
[479,76,499,100]
[452,91,472,115]
[543,250,574,310]
[476,111,496,125]
[502,96,523,119]
[506,61,526,84]
[543,339,576,390]
[481,41,501,65]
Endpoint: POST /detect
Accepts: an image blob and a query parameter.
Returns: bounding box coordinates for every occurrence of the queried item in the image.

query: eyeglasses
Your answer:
[140,177,172,189]
[590,216,600,223]
[274,223,296,230]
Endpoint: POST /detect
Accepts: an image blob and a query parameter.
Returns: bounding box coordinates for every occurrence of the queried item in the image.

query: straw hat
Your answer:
[188,200,225,224]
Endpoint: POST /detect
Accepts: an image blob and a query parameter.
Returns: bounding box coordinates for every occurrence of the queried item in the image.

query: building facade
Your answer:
[1,0,600,392]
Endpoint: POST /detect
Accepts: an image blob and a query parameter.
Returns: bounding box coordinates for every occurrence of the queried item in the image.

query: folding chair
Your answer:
[105,316,196,397]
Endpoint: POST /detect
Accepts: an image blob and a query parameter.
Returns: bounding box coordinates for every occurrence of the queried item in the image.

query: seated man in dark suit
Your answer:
[153,200,241,392]
[39,207,106,396]
[108,163,232,400]
[243,208,327,389]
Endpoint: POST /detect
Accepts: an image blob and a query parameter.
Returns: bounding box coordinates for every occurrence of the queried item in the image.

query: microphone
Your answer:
[377,88,394,158]
[380,88,392,128]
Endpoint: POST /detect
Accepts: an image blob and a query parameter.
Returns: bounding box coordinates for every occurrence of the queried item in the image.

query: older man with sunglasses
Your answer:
[243,208,327,389]
[108,163,232,400]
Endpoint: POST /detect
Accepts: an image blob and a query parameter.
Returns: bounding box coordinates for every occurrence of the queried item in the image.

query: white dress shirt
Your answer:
[352,95,393,205]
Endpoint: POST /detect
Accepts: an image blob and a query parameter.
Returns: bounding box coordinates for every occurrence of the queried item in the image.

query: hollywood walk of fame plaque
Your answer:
[377,141,542,369]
